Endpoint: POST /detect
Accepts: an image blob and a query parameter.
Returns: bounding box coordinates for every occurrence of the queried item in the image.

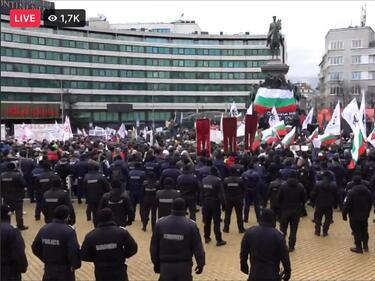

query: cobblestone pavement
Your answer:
[17,201,375,281]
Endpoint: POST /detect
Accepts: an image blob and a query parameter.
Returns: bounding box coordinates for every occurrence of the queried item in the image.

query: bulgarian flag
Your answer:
[317,133,337,146]
[366,127,375,148]
[251,131,261,151]
[348,127,367,169]
[273,121,287,136]
[261,127,279,144]
[308,127,319,141]
[254,87,297,114]
[281,127,296,146]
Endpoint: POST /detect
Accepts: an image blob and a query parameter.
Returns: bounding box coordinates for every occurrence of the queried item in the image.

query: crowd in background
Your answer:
[1,126,375,281]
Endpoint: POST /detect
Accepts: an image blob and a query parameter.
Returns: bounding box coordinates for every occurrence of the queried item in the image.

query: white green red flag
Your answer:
[261,127,279,144]
[366,127,375,148]
[348,126,367,169]
[302,107,314,130]
[308,127,319,140]
[317,133,337,146]
[273,121,287,136]
[251,130,261,151]
[281,127,296,146]
[254,87,297,114]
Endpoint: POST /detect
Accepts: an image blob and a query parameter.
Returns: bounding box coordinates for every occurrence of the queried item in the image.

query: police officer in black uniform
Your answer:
[34,160,61,221]
[32,205,81,281]
[141,172,159,231]
[150,198,205,281]
[144,149,161,179]
[99,180,134,227]
[342,176,373,253]
[54,154,73,190]
[156,177,180,219]
[240,209,291,281]
[83,160,111,223]
[201,167,227,246]
[278,171,306,252]
[223,167,245,233]
[267,172,283,222]
[310,171,338,236]
[128,162,146,222]
[42,177,76,225]
[81,208,138,281]
[0,162,28,230]
[176,163,201,221]
[1,204,28,281]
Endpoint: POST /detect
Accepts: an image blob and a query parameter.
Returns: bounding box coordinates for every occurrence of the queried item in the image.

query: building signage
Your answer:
[1,103,59,119]
[0,0,54,15]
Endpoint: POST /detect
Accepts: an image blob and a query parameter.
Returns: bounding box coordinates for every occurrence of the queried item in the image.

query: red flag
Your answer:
[223,117,237,154]
[196,118,210,156]
[244,114,258,150]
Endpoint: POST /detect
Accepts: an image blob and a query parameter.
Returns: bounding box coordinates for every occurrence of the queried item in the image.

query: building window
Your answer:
[329,41,344,50]
[351,86,361,95]
[329,72,343,81]
[329,87,343,95]
[352,71,361,80]
[328,56,343,65]
[352,39,362,48]
[352,55,361,64]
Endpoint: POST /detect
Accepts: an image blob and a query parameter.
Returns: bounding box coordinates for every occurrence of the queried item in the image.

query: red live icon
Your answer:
[10,9,41,28]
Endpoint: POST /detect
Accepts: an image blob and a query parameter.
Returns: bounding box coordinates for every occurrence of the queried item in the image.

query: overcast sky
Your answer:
[55,1,375,85]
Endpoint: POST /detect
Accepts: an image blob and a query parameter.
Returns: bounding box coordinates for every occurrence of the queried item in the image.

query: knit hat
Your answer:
[54,205,70,220]
[260,208,275,226]
[171,198,186,215]
[96,208,113,224]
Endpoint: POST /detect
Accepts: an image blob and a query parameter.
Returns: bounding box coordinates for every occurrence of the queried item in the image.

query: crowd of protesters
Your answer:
[1,125,375,281]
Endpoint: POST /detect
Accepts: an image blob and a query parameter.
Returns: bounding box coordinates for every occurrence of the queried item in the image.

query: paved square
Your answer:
[18,201,375,281]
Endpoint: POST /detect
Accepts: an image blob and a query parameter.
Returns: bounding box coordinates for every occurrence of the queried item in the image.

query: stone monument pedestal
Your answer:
[261,60,289,77]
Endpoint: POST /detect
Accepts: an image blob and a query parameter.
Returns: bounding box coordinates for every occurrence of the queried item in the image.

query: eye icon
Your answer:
[47,15,58,22]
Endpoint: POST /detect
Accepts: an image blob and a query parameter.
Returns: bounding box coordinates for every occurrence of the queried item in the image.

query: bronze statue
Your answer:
[266,16,285,62]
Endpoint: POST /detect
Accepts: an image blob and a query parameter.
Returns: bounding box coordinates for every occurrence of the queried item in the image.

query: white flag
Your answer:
[246,103,253,115]
[82,128,88,137]
[359,92,366,137]
[220,113,224,131]
[62,116,73,141]
[230,101,241,118]
[302,107,314,130]
[268,106,280,127]
[132,127,137,140]
[143,127,148,139]
[148,129,154,145]
[324,102,341,135]
[53,121,61,140]
[117,123,127,139]
[77,128,83,136]
[342,98,366,136]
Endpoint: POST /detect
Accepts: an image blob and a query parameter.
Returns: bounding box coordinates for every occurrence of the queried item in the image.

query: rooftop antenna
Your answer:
[361,4,367,27]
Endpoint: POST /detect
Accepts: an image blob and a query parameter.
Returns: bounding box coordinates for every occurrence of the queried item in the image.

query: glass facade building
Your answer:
[0,15,276,126]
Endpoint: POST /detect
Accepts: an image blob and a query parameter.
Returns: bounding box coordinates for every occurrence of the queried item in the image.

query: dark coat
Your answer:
[240,223,291,281]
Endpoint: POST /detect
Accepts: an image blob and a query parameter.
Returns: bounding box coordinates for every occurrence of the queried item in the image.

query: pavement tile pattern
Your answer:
[17,202,375,281]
